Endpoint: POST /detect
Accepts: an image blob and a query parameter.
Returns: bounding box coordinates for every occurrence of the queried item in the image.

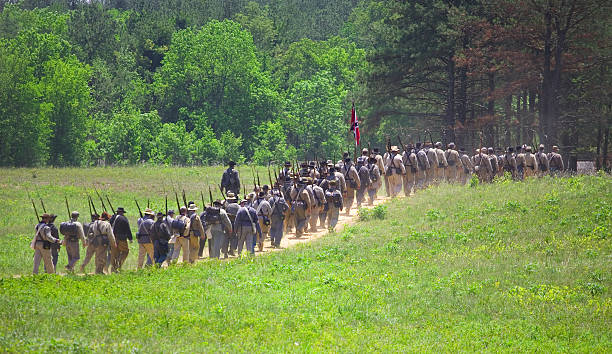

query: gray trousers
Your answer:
[210,226,226,259]
[269,215,284,246]
[237,225,255,255]
[64,239,80,270]
[33,242,55,274]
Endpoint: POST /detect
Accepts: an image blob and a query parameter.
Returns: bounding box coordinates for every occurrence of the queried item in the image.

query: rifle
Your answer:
[182,190,187,207]
[386,136,392,153]
[397,135,408,153]
[218,184,227,202]
[428,130,434,147]
[267,163,273,187]
[174,190,181,210]
[65,196,71,220]
[94,186,107,212]
[252,166,257,188]
[88,195,98,216]
[257,171,261,189]
[243,184,246,199]
[135,199,143,219]
[208,185,213,206]
[274,169,279,186]
[40,198,47,214]
[105,196,115,214]
[165,195,168,217]
[87,195,92,216]
[29,193,40,222]
[201,190,206,208]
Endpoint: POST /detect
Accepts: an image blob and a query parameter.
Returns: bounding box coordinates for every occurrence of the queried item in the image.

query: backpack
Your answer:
[189,214,201,237]
[228,169,237,186]
[369,165,378,182]
[59,221,78,238]
[358,165,370,187]
[171,217,186,234]
[538,153,548,171]
[332,192,342,208]
[205,206,221,224]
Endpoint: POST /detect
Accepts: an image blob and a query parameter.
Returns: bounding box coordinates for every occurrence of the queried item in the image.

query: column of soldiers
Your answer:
[30,144,564,275]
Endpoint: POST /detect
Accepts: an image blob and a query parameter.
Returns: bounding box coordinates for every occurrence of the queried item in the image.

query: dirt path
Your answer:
[250,196,391,256]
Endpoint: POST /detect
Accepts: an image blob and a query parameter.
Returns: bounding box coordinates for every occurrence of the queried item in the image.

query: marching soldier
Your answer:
[488,147,500,180]
[253,191,272,252]
[341,156,360,215]
[367,154,381,204]
[269,188,289,248]
[524,146,538,178]
[458,148,473,184]
[235,199,262,255]
[402,145,418,195]
[152,212,171,265]
[88,212,117,274]
[385,146,405,197]
[79,213,99,273]
[434,142,448,182]
[536,144,550,177]
[515,145,526,180]
[502,147,518,179]
[48,214,60,269]
[310,180,325,232]
[223,193,240,257]
[136,208,155,269]
[32,213,62,274]
[221,161,240,195]
[445,143,461,183]
[187,204,205,263]
[473,148,493,183]
[373,148,387,197]
[110,207,131,272]
[325,180,343,231]
[308,161,320,180]
[290,177,313,237]
[60,211,86,273]
[548,146,564,175]
[425,142,438,186]
[415,143,430,189]
[170,207,190,263]
[356,155,371,208]
[203,200,232,259]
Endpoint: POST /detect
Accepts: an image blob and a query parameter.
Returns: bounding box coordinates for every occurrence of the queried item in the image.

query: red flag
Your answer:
[350,102,360,146]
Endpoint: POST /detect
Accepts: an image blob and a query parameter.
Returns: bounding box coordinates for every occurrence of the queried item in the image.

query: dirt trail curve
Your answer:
[253,196,391,256]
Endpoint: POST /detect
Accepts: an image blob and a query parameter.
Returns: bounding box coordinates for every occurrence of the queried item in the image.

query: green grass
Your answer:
[0,169,610,352]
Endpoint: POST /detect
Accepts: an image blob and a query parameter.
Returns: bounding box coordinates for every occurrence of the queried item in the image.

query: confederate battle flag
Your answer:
[350,102,360,146]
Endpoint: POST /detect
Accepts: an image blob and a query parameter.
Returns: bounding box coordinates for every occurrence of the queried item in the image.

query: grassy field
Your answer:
[0,168,610,352]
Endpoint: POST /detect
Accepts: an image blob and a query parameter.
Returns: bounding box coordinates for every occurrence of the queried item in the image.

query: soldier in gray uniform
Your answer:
[425,142,438,186]
[341,157,360,215]
[268,188,289,248]
[415,143,430,189]
[356,156,371,208]
[32,213,62,274]
[458,148,474,184]
[402,144,418,195]
[325,180,343,231]
[60,211,86,273]
[223,193,240,257]
[203,200,232,259]
[367,155,381,204]
[310,180,325,232]
[253,191,272,252]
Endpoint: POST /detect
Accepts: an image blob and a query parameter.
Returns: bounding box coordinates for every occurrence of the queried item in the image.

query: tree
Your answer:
[154,19,281,151]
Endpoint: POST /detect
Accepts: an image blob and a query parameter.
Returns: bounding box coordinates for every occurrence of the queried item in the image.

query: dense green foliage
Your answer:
[0,168,609,351]
[0,0,609,167]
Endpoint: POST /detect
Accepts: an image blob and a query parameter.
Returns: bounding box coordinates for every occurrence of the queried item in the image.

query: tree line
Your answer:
[0,0,609,169]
